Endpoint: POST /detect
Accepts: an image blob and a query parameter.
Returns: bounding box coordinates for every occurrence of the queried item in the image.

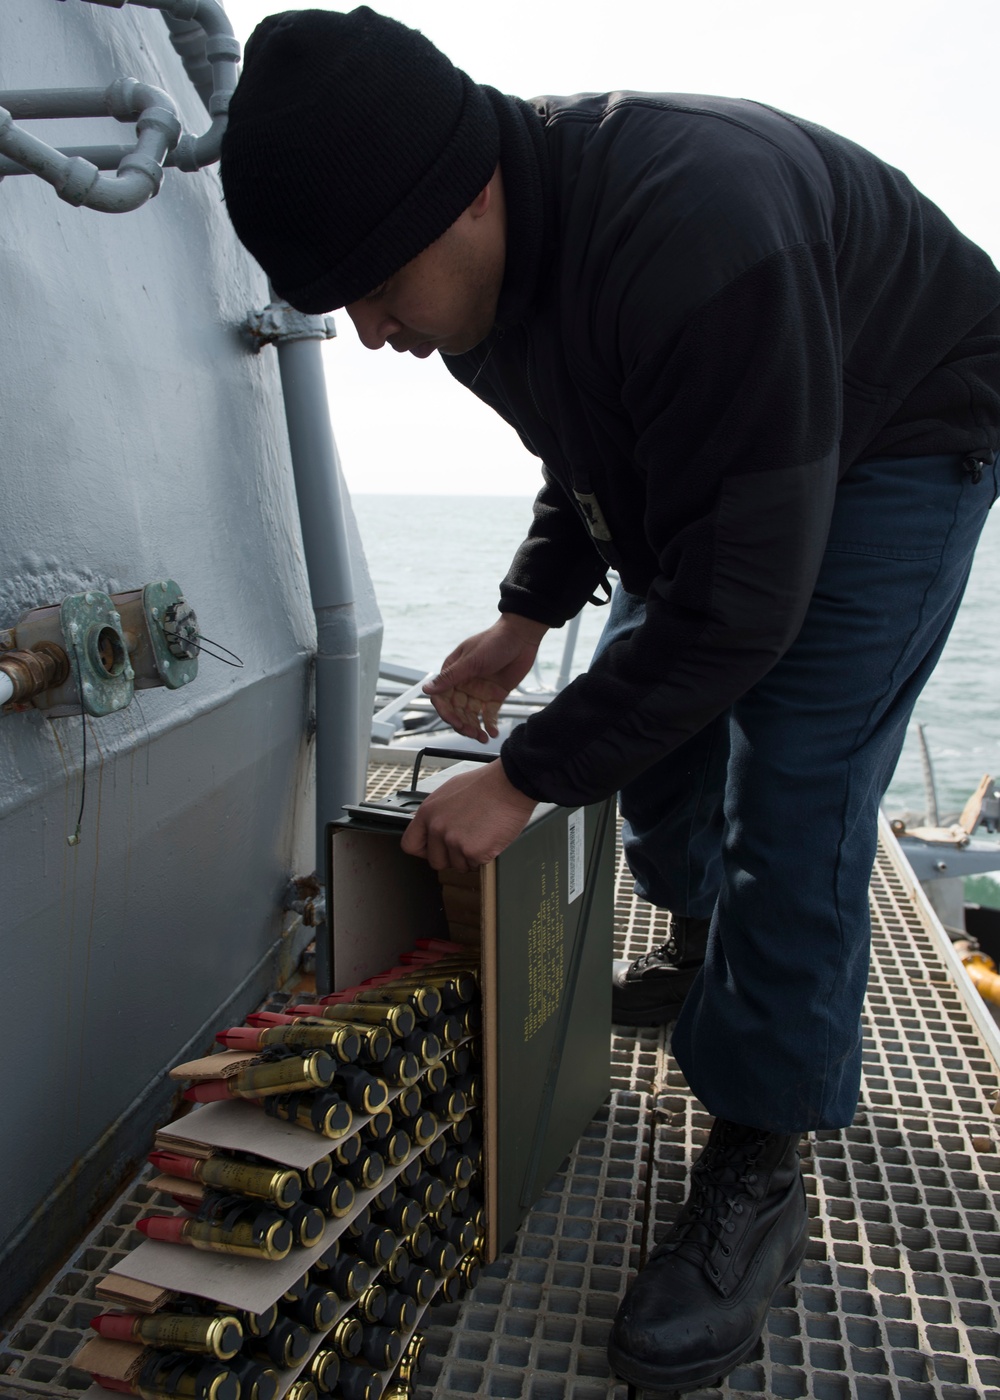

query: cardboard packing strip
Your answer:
[154,1099,345,1173]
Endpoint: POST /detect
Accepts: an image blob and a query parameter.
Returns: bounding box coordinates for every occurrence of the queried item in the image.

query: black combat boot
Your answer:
[611,915,710,1027]
[608,1118,808,1392]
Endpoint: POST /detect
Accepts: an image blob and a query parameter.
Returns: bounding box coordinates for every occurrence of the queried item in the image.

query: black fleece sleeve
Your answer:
[500,241,843,805]
[497,467,609,626]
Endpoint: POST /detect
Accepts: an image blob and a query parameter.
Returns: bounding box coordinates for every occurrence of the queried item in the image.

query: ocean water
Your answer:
[353,493,1000,878]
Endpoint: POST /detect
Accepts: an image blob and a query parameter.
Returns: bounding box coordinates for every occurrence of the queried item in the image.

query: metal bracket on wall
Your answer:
[246,303,339,351]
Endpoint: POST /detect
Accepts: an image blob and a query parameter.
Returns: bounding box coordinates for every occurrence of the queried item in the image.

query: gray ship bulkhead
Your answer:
[0,0,381,1316]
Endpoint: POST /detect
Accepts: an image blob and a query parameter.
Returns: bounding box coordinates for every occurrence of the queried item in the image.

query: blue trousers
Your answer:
[598,453,997,1132]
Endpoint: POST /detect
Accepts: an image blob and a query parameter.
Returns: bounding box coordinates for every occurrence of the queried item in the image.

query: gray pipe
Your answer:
[0,79,180,211]
[257,302,362,993]
[41,0,240,173]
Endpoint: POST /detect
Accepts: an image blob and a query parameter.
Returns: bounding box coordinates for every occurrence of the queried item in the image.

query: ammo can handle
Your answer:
[408,746,496,796]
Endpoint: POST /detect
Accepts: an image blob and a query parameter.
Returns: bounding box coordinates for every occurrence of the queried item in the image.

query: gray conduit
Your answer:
[0,0,239,194]
[0,79,180,210]
[252,302,362,993]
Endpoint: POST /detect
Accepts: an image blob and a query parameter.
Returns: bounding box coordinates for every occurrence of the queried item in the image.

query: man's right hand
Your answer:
[423,614,549,742]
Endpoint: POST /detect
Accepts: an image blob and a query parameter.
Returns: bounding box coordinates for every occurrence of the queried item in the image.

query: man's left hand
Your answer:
[400,760,537,871]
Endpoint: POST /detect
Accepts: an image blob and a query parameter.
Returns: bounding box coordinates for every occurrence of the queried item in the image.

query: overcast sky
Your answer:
[223,1,1000,494]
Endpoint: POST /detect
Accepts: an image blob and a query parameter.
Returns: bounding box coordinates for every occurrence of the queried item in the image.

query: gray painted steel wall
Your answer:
[0,1,382,1313]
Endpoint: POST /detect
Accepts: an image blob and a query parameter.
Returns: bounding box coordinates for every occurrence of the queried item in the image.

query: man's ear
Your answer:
[467,167,499,220]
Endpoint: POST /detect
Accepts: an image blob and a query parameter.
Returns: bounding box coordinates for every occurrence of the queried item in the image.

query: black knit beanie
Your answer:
[220,7,500,313]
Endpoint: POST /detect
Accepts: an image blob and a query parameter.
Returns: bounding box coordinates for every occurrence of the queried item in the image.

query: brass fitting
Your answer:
[0,643,70,703]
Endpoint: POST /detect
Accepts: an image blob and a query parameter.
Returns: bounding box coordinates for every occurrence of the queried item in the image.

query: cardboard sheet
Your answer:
[169,1050,256,1082]
[94,1274,173,1312]
[110,1123,452,1312]
[154,1100,353,1171]
[74,1336,143,1381]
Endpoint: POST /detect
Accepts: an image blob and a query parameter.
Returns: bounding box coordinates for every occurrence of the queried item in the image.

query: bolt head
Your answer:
[151,607,159,618]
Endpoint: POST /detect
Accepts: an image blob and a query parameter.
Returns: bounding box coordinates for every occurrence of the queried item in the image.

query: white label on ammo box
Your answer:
[567,808,585,903]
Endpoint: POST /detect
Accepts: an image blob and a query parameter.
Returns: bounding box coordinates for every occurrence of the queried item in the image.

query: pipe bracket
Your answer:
[246,303,338,350]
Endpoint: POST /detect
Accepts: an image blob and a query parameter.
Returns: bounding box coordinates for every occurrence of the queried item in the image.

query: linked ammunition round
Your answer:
[323,1253,369,1300]
[423,1063,447,1093]
[399,1266,435,1305]
[197,1157,303,1209]
[262,1090,353,1140]
[355,983,442,1017]
[309,1348,340,1393]
[448,1116,473,1145]
[226,1353,279,1400]
[372,1182,397,1212]
[285,1382,319,1400]
[406,1221,432,1257]
[284,1201,326,1247]
[304,1156,333,1191]
[458,1251,483,1289]
[440,1149,475,1187]
[285,1283,338,1332]
[306,1176,355,1219]
[355,1280,388,1322]
[260,1022,361,1061]
[394,1084,422,1118]
[426,1088,467,1123]
[401,1029,442,1065]
[410,1173,446,1212]
[384,1242,413,1284]
[351,1221,395,1266]
[335,1064,389,1114]
[424,1012,463,1046]
[322,1002,415,1037]
[446,1219,478,1254]
[399,1331,427,1380]
[232,1050,336,1097]
[422,1136,447,1167]
[328,1314,363,1358]
[140,1214,293,1260]
[238,1305,278,1337]
[344,1150,385,1191]
[337,1361,382,1400]
[381,1129,411,1166]
[381,1047,421,1086]
[92,1311,244,1361]
[364,1109,393,1141]
[397,1110,436,1146]
[332,1133,362,1166]
[248,1316,311,1368]
[382,1196,421,1236]
[353,1024,393,1061]
[138,1351,239,1400]
[382,1291,417,1331]
[361,1323,403,1369]
[424,1238,459,1274]
[428,1201,453,1231]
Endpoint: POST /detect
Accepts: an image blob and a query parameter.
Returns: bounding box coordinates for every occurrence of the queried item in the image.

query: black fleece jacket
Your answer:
[445,90,1000,807]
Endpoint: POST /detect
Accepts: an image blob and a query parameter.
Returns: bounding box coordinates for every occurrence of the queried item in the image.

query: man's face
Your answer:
[344,180,505,358]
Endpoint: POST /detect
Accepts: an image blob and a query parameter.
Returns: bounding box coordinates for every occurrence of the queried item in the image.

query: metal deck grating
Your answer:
[2,760,1000,1399]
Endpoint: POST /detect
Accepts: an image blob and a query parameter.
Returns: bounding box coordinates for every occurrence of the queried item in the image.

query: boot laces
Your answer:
[627,933,680,975]
[662,1128,770,1261]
